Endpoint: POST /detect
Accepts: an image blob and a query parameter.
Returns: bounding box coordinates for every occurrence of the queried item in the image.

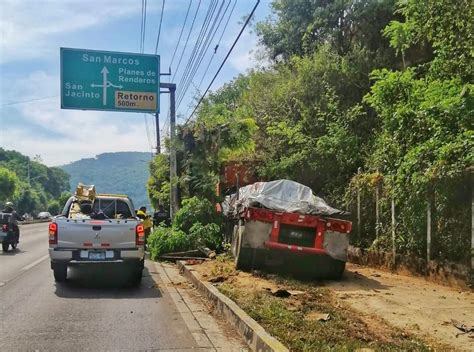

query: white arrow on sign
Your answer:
[90,66,123,106]
[100,66,108,105]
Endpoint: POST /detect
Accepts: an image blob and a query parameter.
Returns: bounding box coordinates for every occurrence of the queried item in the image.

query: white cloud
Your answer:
[0,0,147,64]
[1,71,152,166]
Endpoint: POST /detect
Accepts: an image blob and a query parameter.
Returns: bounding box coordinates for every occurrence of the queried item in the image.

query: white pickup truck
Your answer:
[48,194,145,284]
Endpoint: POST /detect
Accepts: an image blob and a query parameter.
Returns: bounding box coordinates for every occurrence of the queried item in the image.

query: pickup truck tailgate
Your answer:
[56,219,138,249]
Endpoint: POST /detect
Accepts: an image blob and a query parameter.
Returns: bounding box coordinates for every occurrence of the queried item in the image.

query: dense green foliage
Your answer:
[147,153,170,209]
[61,152,152,209]
[0,167,18,202]
[0,148,70,215]
[356,0,473,260]
[147,0,473,263]
[147,197,223,260]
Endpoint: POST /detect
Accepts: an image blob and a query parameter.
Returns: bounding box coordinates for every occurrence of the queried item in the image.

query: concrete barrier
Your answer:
[177,261,288,352]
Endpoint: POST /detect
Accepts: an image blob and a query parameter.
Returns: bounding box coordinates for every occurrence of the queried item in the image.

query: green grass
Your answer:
[218,274,431,352]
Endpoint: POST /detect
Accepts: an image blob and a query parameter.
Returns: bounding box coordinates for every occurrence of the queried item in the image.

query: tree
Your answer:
[359,0,474,260]
[16,186,41,215]
[147,154,170,209]
[57,191,72,210]
[0,167,18,202]
[384,0,473,81]
[47,200,61,215]
[256,0,398,63]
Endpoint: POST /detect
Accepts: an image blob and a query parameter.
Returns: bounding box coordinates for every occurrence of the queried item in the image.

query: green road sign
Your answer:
[61,47,160,113]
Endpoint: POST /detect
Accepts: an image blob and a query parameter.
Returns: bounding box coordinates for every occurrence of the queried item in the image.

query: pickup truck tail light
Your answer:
[136,224,145,246]
[49,223,58,244]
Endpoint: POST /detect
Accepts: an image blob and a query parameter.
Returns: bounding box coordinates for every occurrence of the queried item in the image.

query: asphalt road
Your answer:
[0,223,222,351]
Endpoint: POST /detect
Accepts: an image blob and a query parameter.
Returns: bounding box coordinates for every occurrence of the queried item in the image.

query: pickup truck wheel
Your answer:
[130,265,143,286]
[2,242,9,252]
[53,264,67,282]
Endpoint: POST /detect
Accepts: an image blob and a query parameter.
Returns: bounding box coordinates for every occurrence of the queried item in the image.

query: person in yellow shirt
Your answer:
[136,206,152,248]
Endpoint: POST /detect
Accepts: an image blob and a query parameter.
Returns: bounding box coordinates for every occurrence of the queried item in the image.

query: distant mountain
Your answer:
[61,152,153,210]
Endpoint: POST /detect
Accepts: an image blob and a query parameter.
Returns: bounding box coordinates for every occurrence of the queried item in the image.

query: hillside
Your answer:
[0,148,70,214]
[61,152,152,209]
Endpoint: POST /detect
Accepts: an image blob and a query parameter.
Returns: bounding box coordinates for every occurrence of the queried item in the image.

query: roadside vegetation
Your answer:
[147,197,223,259]
[0,148,70,215]
[148,0,473,264]
[195,257,435,351]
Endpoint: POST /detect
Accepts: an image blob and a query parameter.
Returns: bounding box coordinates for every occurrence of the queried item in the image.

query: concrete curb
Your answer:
[177,260,289,352]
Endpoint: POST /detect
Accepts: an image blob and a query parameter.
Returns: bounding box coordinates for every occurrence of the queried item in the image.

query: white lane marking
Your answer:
[21,254,49,271]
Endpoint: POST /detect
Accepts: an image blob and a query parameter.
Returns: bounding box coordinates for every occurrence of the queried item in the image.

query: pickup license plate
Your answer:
[89,251,106,260]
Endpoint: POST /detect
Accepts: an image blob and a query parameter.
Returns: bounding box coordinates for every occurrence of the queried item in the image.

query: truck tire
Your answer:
[53,264,67,282]
[319,256,345,280]
[234,226,253,271]
[2,242,9,252]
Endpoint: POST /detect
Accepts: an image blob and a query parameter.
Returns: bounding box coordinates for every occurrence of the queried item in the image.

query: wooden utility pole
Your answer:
[160,82,178,218]
[357,167,361,240]
[375,170,380,238]
[427,199,432,261]
[391,197,396,260]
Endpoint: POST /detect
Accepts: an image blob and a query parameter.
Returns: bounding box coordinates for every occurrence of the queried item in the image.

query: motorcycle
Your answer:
[0,213,20,252]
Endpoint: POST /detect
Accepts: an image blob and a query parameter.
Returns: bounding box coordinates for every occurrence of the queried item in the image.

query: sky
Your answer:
[0,0,272,166]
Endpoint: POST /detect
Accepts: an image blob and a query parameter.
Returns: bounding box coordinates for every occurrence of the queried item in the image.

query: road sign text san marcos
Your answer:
[61,48,160,113]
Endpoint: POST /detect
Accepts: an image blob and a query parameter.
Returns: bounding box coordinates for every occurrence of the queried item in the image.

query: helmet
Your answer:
[5,202,14,208]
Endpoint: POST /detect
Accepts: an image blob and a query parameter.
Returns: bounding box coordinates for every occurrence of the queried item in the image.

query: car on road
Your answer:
[37,211,52,220]
[48,194,145,284]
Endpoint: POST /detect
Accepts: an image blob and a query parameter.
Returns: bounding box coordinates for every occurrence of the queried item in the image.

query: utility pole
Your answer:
[156,68,171,154]
[160,82,178,218]
[155,112,160,154]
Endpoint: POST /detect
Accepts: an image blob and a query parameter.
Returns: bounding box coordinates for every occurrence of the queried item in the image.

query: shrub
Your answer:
[173,197,222,233]
[188,222,222,250]
[147,226,188,260]
[147,197,225,260]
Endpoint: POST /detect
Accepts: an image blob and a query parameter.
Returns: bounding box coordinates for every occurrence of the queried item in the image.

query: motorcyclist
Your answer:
[2,202,22,240]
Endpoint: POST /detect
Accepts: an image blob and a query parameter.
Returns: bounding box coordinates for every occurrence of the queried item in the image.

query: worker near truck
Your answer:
[153,204,170,227]
[136,206,152,247]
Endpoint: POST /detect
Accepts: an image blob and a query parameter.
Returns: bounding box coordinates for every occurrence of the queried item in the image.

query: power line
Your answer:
[154,0,166,55]
[175,0,217,103]
[171,0,202,83]
[185,0,260,125]
[139,0,144,52]
[169,0,192,71]
[198,0,237,88]
[142,0,147,53]
[177,0,230,107]
[139,0,153,154]
[0,95,58,107]
[176,0,222,107]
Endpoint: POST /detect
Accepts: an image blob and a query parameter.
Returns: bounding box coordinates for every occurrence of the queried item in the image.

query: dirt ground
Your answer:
[191,258,473,351]
[325,263,473,351]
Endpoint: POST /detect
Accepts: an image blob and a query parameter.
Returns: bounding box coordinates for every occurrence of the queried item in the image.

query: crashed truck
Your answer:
[223,180,352,279]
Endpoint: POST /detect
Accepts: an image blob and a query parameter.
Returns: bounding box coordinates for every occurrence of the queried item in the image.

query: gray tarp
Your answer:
[224,179,346,217]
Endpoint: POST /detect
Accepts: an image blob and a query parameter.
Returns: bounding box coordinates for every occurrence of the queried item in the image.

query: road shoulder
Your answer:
[153,261,248,351]
[326,263,474,351]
